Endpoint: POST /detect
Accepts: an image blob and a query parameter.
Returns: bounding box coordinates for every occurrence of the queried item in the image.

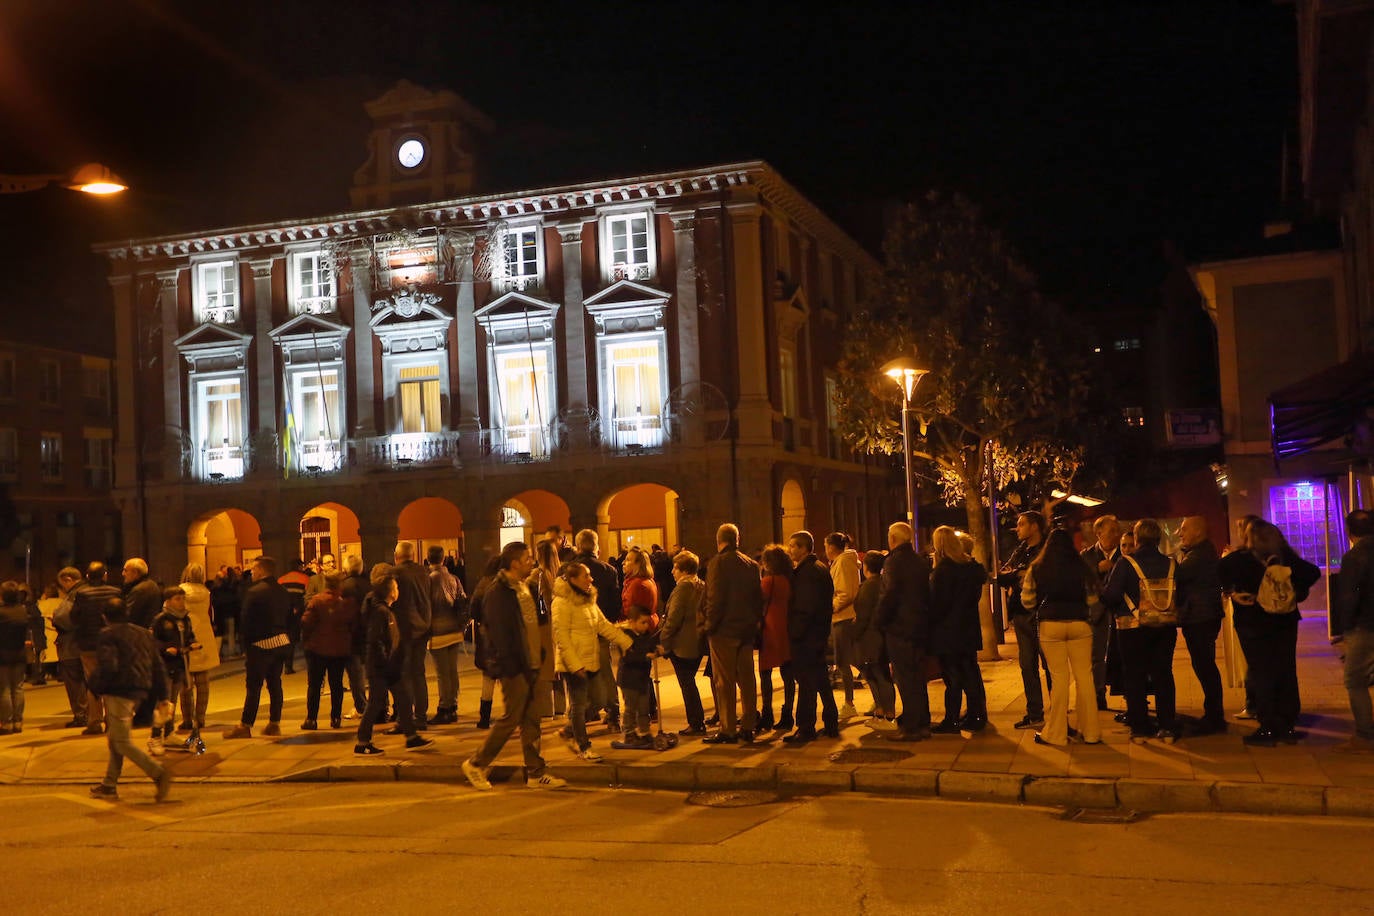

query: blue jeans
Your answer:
[0,663,24,727]
[102,695,164,787]
[1343,627,1374,740]
[559,671,591,750]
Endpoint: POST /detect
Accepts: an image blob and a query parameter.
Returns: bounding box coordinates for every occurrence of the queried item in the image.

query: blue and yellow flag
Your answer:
[282,374,296,479]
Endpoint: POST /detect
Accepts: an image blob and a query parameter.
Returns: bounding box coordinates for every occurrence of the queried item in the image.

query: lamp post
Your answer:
[0,162,128,195]
[881,356,929,543]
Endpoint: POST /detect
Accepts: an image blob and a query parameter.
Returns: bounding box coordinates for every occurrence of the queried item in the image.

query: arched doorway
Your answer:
[500,498,532,549]
[187,508,262,574]
[504,489,571,548]
[780,479,806,541]
[298,502,361,569]
[398,496,464,566]
[599,482,681,557]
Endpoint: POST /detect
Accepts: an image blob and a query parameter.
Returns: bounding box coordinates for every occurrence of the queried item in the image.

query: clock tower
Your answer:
[350,80,492,209]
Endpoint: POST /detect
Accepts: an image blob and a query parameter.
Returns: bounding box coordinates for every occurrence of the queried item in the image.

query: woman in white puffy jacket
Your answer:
[552,562,631,761]
[179,563,220,732]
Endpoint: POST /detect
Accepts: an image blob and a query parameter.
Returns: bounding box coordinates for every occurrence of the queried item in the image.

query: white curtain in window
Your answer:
[609,342,661,421]
[204,380,243,447]
[399,365,440,433]
[497,350,548,428]
[299,369,339,439]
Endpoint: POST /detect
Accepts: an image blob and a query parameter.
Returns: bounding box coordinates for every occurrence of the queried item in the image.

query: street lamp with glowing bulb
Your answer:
[1,162,128,195]
[881,355,929,543]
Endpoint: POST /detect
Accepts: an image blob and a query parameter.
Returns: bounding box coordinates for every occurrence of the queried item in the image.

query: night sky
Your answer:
[0,1,1295,350]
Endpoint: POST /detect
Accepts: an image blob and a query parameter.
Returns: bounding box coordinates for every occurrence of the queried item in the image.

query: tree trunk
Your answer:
[960,459,1003,662]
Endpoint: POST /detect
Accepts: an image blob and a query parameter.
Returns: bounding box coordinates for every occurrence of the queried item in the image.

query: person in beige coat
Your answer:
[178,563,220,732]
[824,533,862,718]
[552,563,631,761]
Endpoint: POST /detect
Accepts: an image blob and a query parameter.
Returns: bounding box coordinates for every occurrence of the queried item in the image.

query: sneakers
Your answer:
[223,724,252,739]
[261,722,281,737]
[461,758,492,790]
[1235,708,1257,721]
[147,737,165,757]
[354,743,385,756]
[528,773,568,789]
[1154,729,1179,745]
[838,702,858,719]
[89,784,118,800]
[300,720,318,731]
[154,770,173,803]
[343,710,360,720]
[404,735,435,751]
[1013,715,1045,730]
[578,747,604,763]
[866,716,899,733]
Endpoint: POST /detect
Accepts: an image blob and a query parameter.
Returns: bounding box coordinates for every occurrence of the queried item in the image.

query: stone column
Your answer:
[452,235,481,457]
[670,210,703,446]
[157,270,182,443]
[250,259,277,432]
[558,221,594,448]
[109,272,144,554]
[358,523,401,569]
[726,201,773,445]
[349,248,376,436]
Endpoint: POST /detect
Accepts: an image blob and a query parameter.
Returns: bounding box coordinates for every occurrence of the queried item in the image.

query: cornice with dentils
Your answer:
[94,160,880,274]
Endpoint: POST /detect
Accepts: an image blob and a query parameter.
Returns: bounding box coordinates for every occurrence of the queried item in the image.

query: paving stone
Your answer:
[937,770,1027,803]
[1023,777,1118,809]
[852,767,938,796]
[1115,778,1215,813]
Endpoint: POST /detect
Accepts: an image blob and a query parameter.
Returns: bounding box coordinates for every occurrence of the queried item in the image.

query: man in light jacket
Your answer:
[825,532,862,719]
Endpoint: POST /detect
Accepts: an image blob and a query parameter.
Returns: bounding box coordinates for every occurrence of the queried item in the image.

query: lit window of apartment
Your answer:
[0,353,14,400]
[1114,338,1142,351]
[195,376,245,478]
[196,260,239,324]
[291,250,336,315]
[399,363,443,433]
[604,337,666,449]
[499,226,541,291]
[39,358,61,406]
[492,346,554,456]
[289,367,344,469]
[1122,406,1145,428]
[779,344,798,418]
[40,432,63,481]
[84,431,112,489]
[0,428,16,479]
[604,211,653,282]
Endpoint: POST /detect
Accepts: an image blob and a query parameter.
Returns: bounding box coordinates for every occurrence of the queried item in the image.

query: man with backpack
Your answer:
[87,598,173,802]
[426,545,468,725]
[1335,509,1374,754]
[1103,518,1180,743]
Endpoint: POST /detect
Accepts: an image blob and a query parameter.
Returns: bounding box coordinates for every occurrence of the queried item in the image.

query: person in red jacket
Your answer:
[300,571,358,729]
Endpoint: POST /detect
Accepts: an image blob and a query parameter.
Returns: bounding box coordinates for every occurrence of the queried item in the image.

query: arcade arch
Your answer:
[780,479,807,542]
[598,483,681,557]
[298,502,361,568]
[503,489,570,548]
[187,508,262,574]
[398,496,465,565]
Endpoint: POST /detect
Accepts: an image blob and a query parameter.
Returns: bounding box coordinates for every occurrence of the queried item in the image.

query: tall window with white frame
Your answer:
[294,368,343,469]
[605,337,665,449]
[84,434,112,489]
[197,260,238,324]
[493,346,553,457]
[293,251,335,315]
[38,358,60,407]
[824,375,840,459]
[607,213,651,281]
[40,433,62,482]
[501,227,541,291]
[779,344,798,451]
[197,377,244,478]
[398,364,442,434]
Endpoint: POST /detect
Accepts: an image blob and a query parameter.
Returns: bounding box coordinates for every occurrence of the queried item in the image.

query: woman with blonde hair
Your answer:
[929,526,989,733]
[178,563,219,732]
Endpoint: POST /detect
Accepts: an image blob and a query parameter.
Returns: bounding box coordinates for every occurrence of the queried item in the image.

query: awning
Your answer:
[1269,353,1374,462]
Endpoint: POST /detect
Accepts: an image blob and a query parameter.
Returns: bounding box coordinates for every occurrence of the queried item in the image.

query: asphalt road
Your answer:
[1,782,1370,915]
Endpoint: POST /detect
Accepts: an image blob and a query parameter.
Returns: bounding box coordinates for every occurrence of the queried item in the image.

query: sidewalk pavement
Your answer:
[2,617,1372,818]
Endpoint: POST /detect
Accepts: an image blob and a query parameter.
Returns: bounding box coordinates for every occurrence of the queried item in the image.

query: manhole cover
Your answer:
[1061,807,1143,824]
[686,790,782,808]
[828,748,913,765]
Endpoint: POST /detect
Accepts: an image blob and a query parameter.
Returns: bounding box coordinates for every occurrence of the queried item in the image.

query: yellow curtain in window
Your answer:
[399,365,440,433]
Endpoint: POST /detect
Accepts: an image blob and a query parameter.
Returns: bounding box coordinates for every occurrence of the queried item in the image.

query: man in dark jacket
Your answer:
[225,556,293,739]
[1080,514,1122,709]
[392,541,433,729]
[462,542,566,790]
[574,528,623,730]
[782,530,839,745]
[1335,509,1374,753]
[121,558,162,629]
[1104,518,1179,742]
[702,523,764,744]
[426,545,467,725]
[277,559,310,674]
[1175,516,1225,733]
[87,599,172,802]
[998,511,1050,729]
[877,522,934,741]
[71,562,124,735]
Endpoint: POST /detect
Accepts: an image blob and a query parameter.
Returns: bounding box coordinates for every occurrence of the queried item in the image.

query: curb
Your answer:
[254,758,1374,819]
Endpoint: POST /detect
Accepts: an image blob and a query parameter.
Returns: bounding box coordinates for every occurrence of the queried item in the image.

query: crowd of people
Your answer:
[1,503,1372,802]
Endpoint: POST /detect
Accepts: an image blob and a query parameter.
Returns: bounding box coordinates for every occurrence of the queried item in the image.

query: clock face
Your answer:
[396,138,426,169]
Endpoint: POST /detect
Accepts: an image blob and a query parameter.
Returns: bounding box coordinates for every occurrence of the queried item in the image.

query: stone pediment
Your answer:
[369,289,449,327]
[174,322,254,372]
[475,290,559,343]
[269,313,350,343]
[585,278,669,335]
[475,290,559,322]
[774,286,809,342]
